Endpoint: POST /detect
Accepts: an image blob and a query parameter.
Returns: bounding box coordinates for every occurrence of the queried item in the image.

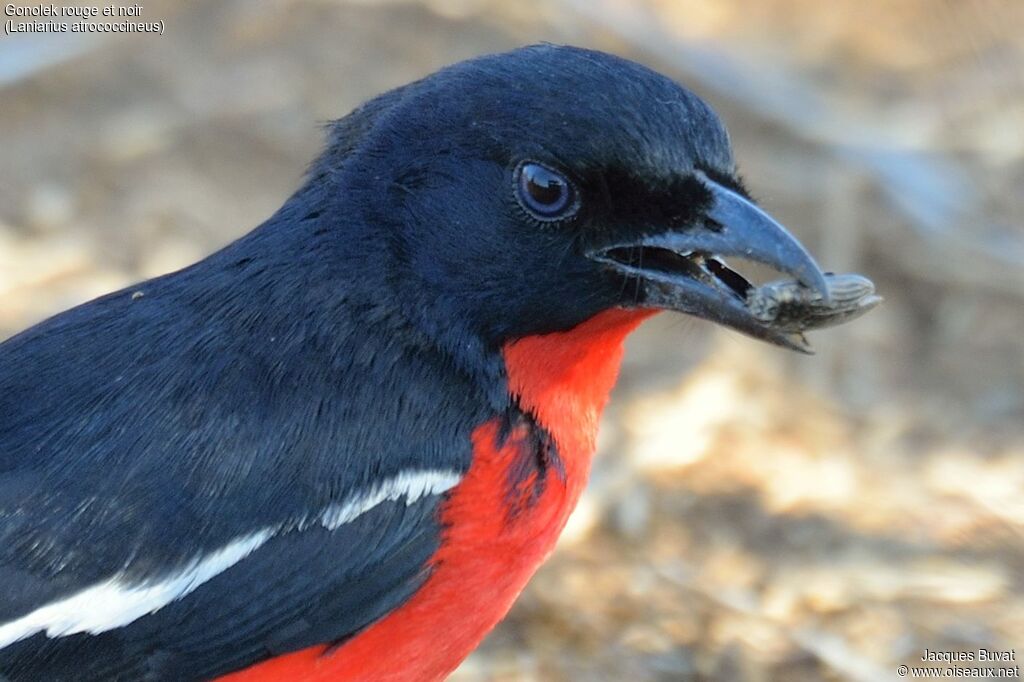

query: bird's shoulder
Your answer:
[0,251,491,599]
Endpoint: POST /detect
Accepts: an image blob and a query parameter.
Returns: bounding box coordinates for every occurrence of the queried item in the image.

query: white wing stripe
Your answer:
[0,530,272,649]
[0,468,462,648]
[319,469,463,530]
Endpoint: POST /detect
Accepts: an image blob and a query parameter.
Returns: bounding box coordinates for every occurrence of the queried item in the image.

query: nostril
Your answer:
[704,217,724,233]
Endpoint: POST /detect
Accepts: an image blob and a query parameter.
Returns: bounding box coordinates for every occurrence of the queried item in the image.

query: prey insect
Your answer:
[748,272,881,334]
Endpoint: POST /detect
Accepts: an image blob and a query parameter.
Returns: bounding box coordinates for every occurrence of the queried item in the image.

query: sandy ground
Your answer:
[1,1,1022,680]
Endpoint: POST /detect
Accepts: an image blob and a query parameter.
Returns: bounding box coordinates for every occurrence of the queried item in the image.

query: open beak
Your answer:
[589,172,831,353]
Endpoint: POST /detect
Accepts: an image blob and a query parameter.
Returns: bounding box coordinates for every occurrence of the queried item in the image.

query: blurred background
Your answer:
[1,1,1022,679]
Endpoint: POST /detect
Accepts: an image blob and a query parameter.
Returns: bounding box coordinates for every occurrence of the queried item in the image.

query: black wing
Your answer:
[0,192,490,680]
[0,494,445,681]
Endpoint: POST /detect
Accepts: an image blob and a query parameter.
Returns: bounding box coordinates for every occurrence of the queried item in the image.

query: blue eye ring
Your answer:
[513,161,578,222]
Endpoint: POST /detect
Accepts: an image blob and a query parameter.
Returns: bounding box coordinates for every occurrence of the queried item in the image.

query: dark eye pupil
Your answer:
[524,166,564,206]
[516,162,575,220]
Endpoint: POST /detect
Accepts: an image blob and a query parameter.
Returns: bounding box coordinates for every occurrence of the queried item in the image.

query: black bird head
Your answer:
[297,44,828,368]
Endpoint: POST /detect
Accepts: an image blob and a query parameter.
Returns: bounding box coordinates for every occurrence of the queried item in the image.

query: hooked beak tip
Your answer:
[700,172,830,302]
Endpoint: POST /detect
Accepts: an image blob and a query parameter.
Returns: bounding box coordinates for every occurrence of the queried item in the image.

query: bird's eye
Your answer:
[514,161,577,221]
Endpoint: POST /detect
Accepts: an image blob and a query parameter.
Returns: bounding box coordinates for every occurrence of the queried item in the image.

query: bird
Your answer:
[0,44,835,681]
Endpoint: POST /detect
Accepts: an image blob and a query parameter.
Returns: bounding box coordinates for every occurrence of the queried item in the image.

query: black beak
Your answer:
[590,172,832,352]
